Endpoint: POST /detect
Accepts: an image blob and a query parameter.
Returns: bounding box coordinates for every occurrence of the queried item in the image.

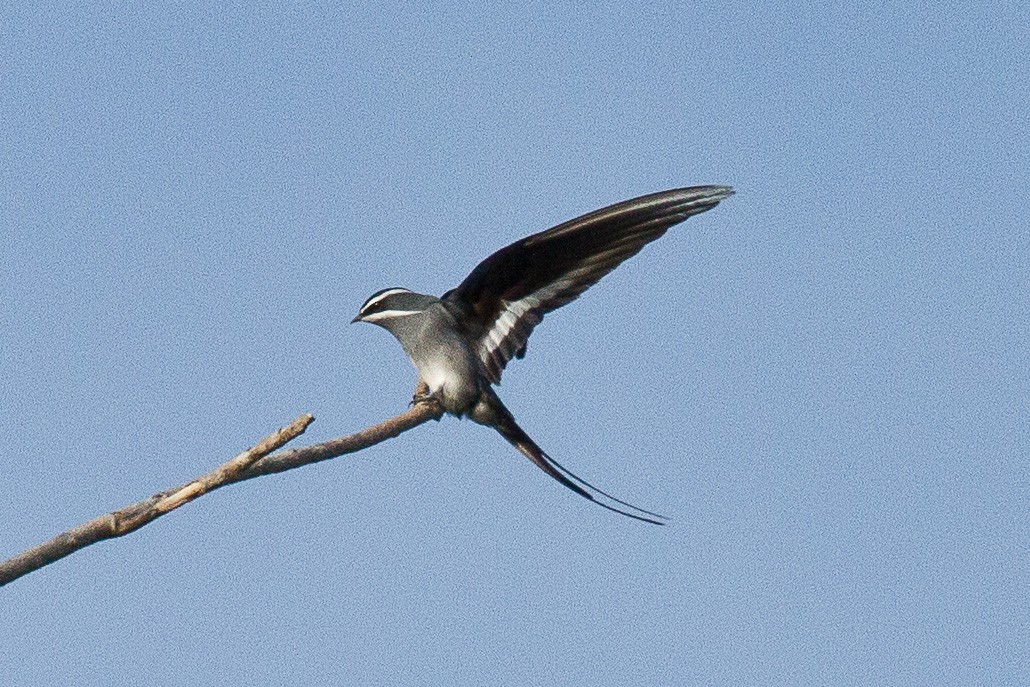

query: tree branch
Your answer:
[0,398,444,587]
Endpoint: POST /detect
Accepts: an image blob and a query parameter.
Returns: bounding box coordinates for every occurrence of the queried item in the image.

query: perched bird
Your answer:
[353,185,733,524]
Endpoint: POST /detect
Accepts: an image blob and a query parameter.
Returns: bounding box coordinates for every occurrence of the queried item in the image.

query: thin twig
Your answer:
[0,397,443,587]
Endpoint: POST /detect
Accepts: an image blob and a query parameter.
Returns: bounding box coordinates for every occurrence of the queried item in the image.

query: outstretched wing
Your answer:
[443,185,734,383]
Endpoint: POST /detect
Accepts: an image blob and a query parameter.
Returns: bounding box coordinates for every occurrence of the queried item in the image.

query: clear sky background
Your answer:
[2,3,1026,685]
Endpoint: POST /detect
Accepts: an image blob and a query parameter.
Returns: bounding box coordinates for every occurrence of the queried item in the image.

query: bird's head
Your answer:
[352,288,437,329]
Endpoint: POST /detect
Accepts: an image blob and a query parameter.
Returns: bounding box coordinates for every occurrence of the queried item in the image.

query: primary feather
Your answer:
[444,185,734,383]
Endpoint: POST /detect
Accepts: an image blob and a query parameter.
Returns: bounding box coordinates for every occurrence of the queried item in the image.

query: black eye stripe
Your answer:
[360,288,413,315]
[361,301,394,316]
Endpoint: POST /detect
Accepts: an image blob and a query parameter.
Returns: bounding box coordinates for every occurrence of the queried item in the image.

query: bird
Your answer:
[353,185,733,524]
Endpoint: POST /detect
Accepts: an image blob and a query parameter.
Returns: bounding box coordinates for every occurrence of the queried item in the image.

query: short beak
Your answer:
[350,314,362,324]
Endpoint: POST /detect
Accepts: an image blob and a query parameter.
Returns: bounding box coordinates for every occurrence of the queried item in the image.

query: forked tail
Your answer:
[477,392,667,525]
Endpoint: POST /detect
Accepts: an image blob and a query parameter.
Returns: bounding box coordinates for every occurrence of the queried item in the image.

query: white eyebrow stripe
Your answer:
[360,309,421,322]
[362,288,413,310]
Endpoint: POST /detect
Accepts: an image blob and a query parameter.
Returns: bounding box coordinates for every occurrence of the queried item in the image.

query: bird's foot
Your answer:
[409,381,443,419]
[410,390,444,421]
[409,391,438,408]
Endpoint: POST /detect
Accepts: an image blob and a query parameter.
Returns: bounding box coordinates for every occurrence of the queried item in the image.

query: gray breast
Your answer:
[409,303,482,414]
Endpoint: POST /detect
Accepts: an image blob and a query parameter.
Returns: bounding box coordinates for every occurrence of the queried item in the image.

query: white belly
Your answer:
[419,357,453,393]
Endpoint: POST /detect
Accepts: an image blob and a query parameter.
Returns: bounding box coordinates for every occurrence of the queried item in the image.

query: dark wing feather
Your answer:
[443,185,734,383]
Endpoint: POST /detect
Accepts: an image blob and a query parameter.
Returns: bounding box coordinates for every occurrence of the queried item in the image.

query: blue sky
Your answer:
[2,3,1026,685]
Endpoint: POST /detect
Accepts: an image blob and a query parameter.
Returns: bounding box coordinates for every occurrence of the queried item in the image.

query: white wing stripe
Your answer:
[477,292,546,360]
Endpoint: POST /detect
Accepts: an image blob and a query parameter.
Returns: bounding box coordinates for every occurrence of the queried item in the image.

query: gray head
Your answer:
[352,288,438,332]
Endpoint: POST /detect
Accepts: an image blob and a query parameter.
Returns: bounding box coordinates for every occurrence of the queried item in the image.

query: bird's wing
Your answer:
[443,185,733,383]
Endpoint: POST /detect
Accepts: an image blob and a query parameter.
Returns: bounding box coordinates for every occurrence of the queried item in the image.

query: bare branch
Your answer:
[1,398,444,587]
